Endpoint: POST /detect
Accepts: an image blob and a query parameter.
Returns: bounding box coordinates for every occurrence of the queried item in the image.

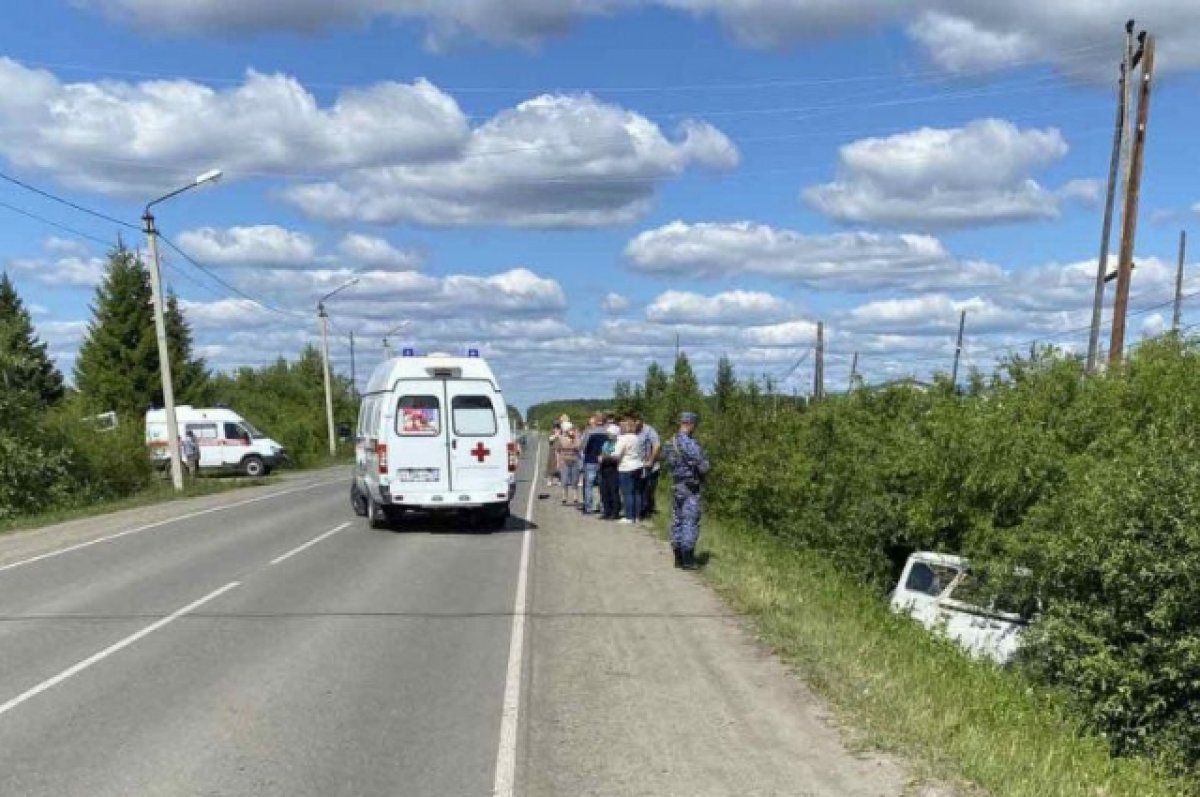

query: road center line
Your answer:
[269,522,351,566]
[0,581,240,719]
[0,478,343,575]
[493,437,540,797]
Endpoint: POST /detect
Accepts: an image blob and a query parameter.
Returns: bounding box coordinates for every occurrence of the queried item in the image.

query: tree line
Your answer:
[0,243,356,520]
[604,341,1200,777]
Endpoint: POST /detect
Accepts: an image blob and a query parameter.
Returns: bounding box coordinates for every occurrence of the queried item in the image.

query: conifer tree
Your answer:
[0,273,64,412]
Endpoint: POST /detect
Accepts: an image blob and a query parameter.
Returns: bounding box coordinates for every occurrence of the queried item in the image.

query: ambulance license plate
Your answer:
[397,468,440,483]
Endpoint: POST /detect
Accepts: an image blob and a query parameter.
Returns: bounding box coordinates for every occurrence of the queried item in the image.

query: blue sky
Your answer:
[3,1,1200,410]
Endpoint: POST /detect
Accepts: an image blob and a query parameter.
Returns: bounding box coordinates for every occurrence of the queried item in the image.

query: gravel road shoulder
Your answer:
[522,497,910,797]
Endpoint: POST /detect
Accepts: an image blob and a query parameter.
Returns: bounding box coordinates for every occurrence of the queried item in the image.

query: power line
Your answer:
[0,171,138,231]
[156,232,306,319]
[0,198,118,248]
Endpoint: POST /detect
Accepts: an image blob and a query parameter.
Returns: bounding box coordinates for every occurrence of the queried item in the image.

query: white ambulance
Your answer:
[146,406,287,478]
[351,351,516,530]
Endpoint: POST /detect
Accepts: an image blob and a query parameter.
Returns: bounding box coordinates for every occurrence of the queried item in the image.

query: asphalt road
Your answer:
[0,447,909,796]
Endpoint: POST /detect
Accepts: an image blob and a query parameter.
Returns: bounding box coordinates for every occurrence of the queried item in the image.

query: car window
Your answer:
[187,423,218,440]
[452,395,497,436]
[397,395,441,436]
[904,562,960,597]
[223,422,244,440]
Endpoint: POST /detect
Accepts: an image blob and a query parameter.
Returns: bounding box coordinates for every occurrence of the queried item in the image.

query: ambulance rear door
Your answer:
[445,380,508,499]
[387,383,452,498]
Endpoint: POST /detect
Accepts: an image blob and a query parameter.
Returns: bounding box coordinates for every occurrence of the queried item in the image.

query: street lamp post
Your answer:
[144,168,223,492]
[318,277,360,457]
[381,320,411,360]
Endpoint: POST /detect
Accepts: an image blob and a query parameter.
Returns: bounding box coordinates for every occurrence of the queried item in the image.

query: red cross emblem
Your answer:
[470,442,491,463]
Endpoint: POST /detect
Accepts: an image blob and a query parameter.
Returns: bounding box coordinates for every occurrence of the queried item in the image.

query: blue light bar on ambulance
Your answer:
[402,348,416,357]
[467,348,480,358]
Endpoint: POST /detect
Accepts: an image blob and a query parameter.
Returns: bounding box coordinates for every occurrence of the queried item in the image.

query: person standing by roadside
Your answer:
[579,414,608,514]
[558,422,582,505]
[182,430,200,481]
[613,415,645,525]
[635,415,661,520]
[599,422,622,520]
[666,411,710,569]
[546,419,563,489]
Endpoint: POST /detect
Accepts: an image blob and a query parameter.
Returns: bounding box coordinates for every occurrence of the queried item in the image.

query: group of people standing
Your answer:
[545,410,709,569]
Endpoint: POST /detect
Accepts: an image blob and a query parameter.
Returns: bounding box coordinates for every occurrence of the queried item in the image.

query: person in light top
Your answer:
[611,415,646,524]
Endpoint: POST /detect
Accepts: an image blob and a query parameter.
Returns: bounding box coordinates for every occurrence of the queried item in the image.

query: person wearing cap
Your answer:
[665,411,710,569]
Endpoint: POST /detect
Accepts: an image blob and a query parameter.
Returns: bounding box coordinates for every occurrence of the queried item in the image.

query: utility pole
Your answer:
[813,322,825,401]
[1174,229,1188,332]
[142,212,184,492]
[674,331,681,361]
[1087,21,1135,373]
[951,310,967,390]
[317,278,359,457]
[349,330,357,399]
[1110,33,1155,365]
[382,338,392,360]
[318,303,336,458]
[848,351,859,392]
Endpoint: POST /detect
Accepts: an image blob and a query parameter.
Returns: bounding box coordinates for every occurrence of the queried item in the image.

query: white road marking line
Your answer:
[0,581,240,718]
[269,522,351,566]
[0,478,344,575]
[493,437,540,797]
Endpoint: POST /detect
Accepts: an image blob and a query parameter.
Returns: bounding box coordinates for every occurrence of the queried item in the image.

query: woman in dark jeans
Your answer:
[599,424,622,520]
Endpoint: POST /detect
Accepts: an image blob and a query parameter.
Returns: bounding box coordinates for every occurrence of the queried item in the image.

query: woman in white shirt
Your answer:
[611,417,645,524]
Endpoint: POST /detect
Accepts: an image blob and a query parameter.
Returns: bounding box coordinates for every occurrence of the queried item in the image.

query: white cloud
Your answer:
[803,119,1084,230]
[603,292,631,313]
[338,234,421,270]
[86,0,631,48]
[284,94,737,229]
[844,294,1018,335]
[7,238,107,288]
[176,225,320,268]
[84,1,1200,76]
[1142,312,1166,338]
[626,220,1003,291]
[235,266,567,320]
[601,317,817,348]
[907,12,1035,73]
[662,0,903,47]
[179,298,278,329]
[0,58,468,195]
[645,289,792,326]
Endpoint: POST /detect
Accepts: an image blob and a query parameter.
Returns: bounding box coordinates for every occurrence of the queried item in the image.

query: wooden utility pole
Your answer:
[1110,33,1155,365]
[349,330,357,399]
[950,310,967,389]
[813,322,824,401]
[848,351,859,392]
[1087,22,1135,373]
[1174,229,1188,332]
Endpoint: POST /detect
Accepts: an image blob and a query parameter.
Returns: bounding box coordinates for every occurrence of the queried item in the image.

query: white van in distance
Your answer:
[146,406,287,478]
[352,351,516,530]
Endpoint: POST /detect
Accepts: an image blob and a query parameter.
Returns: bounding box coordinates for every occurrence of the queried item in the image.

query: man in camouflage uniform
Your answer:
[665,411,710,570]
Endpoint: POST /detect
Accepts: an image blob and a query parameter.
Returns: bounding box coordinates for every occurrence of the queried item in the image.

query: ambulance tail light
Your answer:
[507,442,518,473]
[376,442,389,474]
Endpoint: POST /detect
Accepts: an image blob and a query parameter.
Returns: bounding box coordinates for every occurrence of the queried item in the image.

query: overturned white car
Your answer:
[890,552,1034,665]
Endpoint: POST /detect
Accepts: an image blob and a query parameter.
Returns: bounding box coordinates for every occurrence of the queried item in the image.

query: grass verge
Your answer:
[676,516,1188,797]
[0,476,277,536]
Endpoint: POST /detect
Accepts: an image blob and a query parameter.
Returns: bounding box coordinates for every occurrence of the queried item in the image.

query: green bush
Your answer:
[614,338,1200,774]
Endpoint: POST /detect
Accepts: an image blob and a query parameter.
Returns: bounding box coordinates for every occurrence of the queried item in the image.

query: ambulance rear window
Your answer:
[452,395,497,436]
[396,395,440,436]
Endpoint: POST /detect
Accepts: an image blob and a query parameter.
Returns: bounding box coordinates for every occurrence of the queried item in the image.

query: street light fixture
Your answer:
[143,168,223,492]
[318,276,360,457]
[381,320,412,360]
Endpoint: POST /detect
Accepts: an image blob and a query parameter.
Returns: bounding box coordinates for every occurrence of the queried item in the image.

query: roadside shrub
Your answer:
[613,337,1200,773]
